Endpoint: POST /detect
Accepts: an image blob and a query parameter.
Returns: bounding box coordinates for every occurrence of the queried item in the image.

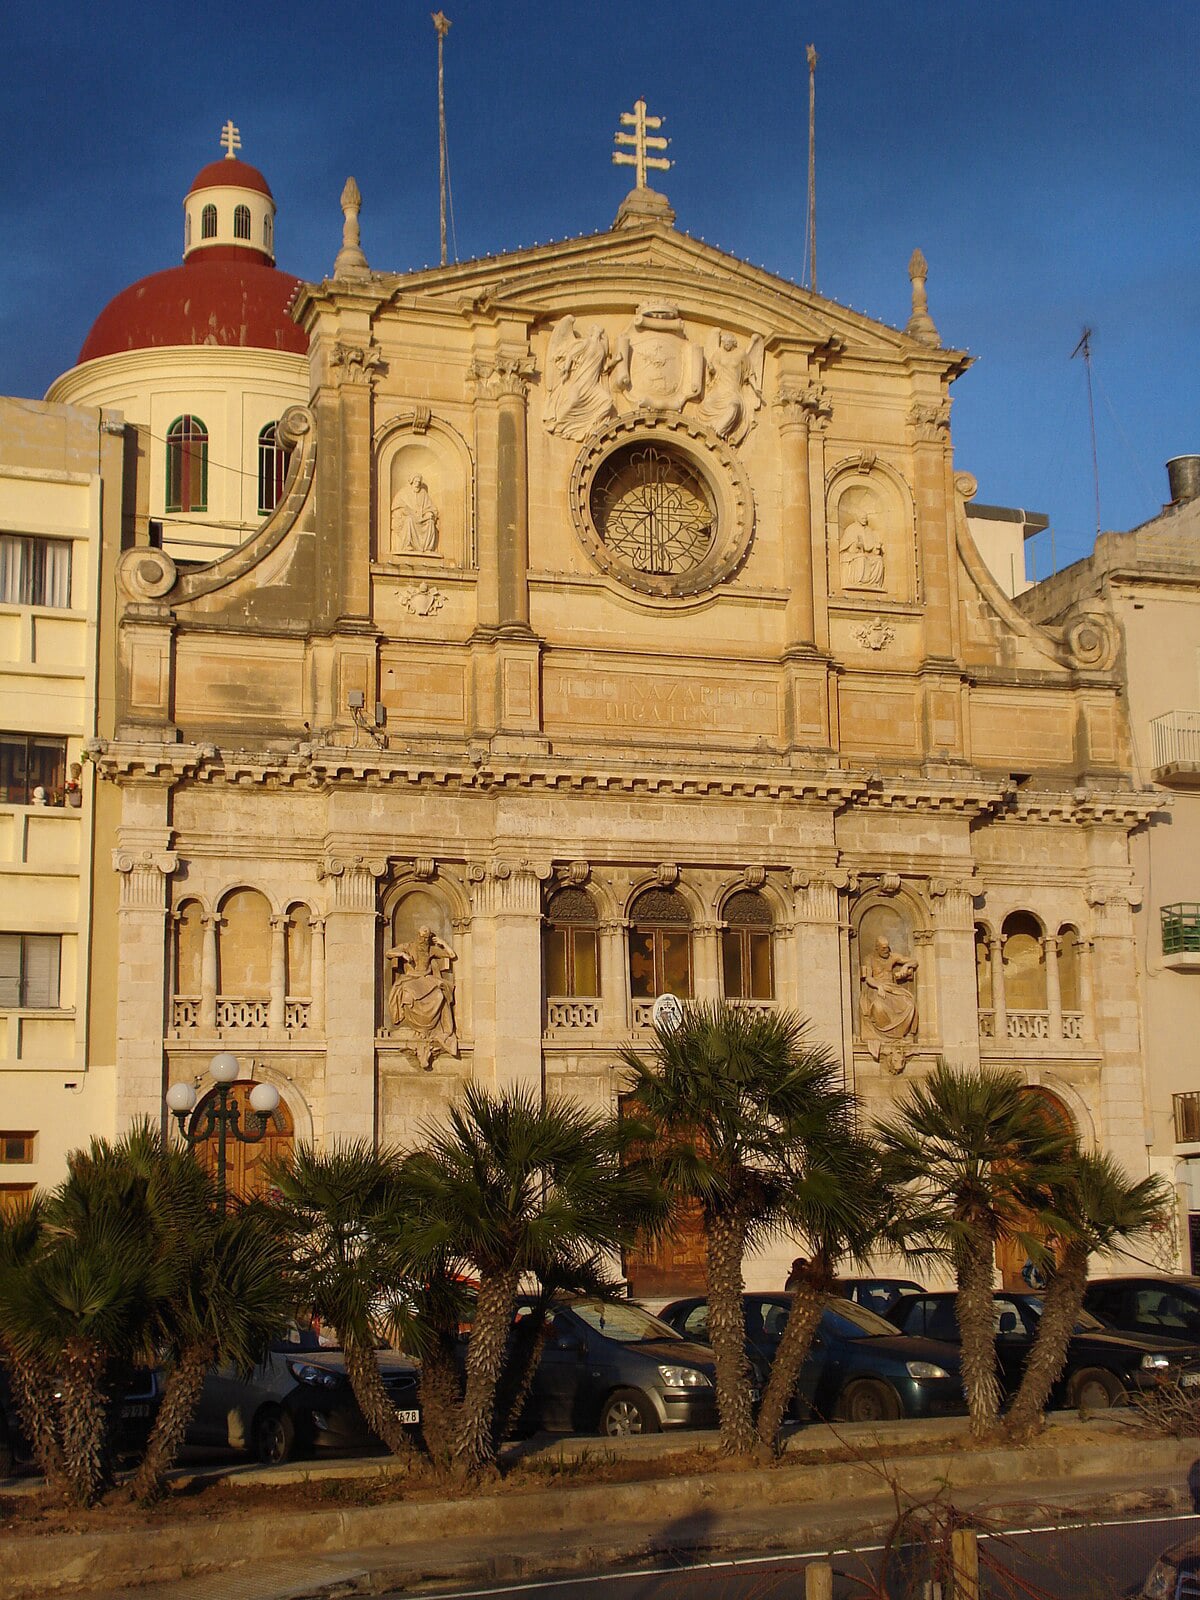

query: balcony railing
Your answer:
[1163,905,1200,955]
[1174,1091,1200,1143]
[979,1009,1085,1044]
[1151,712,1200,784]
[170,996,311,1032]
[546,999,601,1030]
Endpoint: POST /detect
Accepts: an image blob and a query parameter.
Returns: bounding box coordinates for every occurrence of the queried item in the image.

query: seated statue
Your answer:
[385,925,459,1068]
[859,935,918,1069]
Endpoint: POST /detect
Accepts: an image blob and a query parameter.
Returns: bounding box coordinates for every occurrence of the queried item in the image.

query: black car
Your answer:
[834,1278,926,1317]
[1139,1532,1200,1597]
[0,1364,162,1477]
[658,1293,966,1423]
[1083,1276,1200,1344]
[514,1296,719,1437]
[886,1290,1200,1409]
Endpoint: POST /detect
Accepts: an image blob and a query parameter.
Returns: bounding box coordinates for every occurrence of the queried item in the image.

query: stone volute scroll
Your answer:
[697,331,765,444]
[385,924,459,1071]
[543,316,616,440]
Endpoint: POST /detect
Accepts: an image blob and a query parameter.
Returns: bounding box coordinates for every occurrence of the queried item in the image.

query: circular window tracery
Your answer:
[590,443,716,576]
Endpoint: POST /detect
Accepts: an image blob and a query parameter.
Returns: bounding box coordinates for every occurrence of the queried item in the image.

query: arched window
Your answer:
[217,889,272,997]
[721,891,774,1000]
[544,888,599,998]
[233,203,251,240]
[285,904,312,999]
[165,415,208,513]
[257,421,291,514]
[628,888,692,1000]
[1002,912,1046,1010]
[1057,924,1082,1012]
[264,214,273,252]
[185,213,192,249]
[201,203,217,240]
[174,900,204,998]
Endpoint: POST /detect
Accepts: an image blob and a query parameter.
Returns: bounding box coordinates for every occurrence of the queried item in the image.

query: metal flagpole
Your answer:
[433,11,451,266]
[806,44,818,293]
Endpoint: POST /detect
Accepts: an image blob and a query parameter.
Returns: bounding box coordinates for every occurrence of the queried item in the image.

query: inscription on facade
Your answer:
[545,665,779,736]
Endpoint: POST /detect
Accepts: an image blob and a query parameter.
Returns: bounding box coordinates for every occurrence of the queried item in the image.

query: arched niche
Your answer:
[851,889,925,1044]
[1057,923,1082,1012]
[285,901,313,999]
[825,458,915,603]
[379,884,463,1065]
[175,899,205,997]
[375,414,472,568]
[216,887,272,997]
[1002,911,1046,1010]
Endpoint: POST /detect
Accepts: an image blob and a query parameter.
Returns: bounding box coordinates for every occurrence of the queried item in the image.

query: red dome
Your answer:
[77,257,306,363]
[188,157,274,200]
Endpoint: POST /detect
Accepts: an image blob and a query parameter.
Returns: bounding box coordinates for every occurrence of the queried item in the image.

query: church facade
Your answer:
[86,165,1154,1285]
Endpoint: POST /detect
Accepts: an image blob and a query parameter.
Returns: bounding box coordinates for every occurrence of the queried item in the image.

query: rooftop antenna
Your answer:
[805,44,817,293]
[433,11,452,265]
[1071,325,1102,543]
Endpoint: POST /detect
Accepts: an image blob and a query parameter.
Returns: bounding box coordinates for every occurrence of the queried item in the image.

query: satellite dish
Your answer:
[651,993,685,1032]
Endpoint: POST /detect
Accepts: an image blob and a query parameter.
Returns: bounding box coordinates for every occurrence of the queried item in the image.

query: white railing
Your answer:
[980,1009,1085,1043]
[216,998,269,1029]
[546,999,601,1030]
[1152,711,1200,771]
[172,996,200,1030]
[284,999,311,1031]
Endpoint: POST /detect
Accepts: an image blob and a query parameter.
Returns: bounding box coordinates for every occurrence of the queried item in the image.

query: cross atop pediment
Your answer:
[612,98,671,191]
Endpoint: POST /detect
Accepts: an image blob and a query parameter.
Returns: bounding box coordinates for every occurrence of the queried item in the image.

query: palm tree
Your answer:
[1004,1152,1172,1441]
[266,1142,418,1462]
[620,1002,861,1459]
[400,1083,658,1479]
[0,1195,67,1495]
[876,1062,1075,1440]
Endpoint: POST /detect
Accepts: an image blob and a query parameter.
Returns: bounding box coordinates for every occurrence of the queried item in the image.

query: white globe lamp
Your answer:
[165,1080,197,1114]
[209,1051,240,1084]
[248,1081,280,1116]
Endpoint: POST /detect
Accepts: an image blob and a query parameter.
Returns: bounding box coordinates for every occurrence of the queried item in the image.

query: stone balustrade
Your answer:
[546,999,601,1030]
[979,1008,1086,1044]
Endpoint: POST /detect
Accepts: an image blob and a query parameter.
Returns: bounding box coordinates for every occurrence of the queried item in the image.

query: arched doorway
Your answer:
[189,1080,294,1203]
[995,1087,1075,1292]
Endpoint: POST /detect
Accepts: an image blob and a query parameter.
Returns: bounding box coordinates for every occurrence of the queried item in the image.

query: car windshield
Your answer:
[824,1300,901,1339]
[1022,1298,1105,1334]
[569,1298,682,1343]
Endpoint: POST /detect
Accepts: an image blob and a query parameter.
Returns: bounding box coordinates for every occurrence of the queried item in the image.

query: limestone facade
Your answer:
[88,193,1153,1288]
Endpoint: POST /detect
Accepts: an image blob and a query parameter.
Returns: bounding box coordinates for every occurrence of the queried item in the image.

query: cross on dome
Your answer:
[612,98,671,191]
[220,120,242,160]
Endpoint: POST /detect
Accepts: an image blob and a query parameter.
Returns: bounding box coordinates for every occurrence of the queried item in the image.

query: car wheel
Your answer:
[252,1404,297,1466]
[836,1380,902,1424]
[598,1389,660,1438]
[1069,1368,1124,1410]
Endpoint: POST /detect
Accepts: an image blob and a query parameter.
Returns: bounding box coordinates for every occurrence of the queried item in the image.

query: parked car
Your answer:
[1083,1276,1200,1344]
[834,1278,925,1316]
[1139,1532,1200,1597]
[658,1292,966,1423]
[187,1332,421,1465]
[885,1290,1200,1409]
[510,1295,720,1437]
[0,1364,162,1478]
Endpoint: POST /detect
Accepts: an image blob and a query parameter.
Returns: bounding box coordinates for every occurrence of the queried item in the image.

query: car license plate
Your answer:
[1181,1373,1200,1388]
[121,1403,150,1418]
[396,1408,420,1424]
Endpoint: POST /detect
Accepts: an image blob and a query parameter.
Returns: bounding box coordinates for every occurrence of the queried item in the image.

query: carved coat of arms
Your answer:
[612,302,705,412]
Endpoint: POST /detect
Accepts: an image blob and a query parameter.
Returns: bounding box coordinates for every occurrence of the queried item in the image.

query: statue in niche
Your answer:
[390,474,440,555]
[544,316,615,439]
[612,302,705,412]
[859,935,918,1073]
[697,330,765,443]
[840,509,885,590]
[385,924,459,1069]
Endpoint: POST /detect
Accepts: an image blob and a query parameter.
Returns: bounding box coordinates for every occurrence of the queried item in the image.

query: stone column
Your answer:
[470,860,548,1095]
[693,923,721,1002]
[777,388,815,653]
[908,398,957,664]
[1087,884,1146,1171]
[792,873,848,1064]
[989,933,1007,1043]
[599,920,629,1035]
[778,382,834,751]
[1078,935,1096,1041]
[1044,934,1063,1041]
[930,880,982,1065]
[199,915,219,1031]
[268,915,287,1036]
[309,918,326,1036]
[494,363,532,635]
[113,821,178,1129]
[319,854,386,1143]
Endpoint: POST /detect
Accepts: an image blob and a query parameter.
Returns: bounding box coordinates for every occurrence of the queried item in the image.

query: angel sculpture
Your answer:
[697,330,765,444]
[543,316,615,440]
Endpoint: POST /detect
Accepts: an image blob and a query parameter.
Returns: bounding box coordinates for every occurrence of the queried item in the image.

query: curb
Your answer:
[6,1432,1198,1600]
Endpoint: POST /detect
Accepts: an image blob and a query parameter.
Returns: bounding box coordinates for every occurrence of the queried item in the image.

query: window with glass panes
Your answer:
[233,204,251,240]
[257,422,291,514]
[544,887,600,997]
[0,733,66,805]
[0,533,72,608]
[166,416,208,513]
[0,1133,34,1163]
[0,934,61,1008]
[721,890,774,999]
[201,204,217,239]
[628,888,693,999]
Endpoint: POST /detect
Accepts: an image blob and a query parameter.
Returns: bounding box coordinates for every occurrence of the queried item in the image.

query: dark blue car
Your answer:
[658,1292,965,1423]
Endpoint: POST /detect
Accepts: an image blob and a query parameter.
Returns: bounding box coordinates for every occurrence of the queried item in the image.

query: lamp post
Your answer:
[165,1052,281,1215]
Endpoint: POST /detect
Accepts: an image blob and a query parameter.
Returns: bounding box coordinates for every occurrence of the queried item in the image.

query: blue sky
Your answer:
[4,1,1198,573]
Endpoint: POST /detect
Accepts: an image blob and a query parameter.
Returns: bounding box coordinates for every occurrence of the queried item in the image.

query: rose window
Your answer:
[589,443,717,576]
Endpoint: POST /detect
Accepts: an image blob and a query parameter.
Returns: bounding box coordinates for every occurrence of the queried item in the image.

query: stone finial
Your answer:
[334,177,369,277]
[905,247,940,347]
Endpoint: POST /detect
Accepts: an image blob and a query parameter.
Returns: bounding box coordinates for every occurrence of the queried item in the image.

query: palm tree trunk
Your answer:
[1003,1243,1088,1442]
[3,1346,66,1492]
[706,1210,756,1457]
[493,1305,549,1447]
[955,1235,1001,1440]
[58,1338,110,1507]
[756,1282,826,1456]
[343,1336,417,1462]
[454,1266,520,1479]
[417,1330,463,1470]
[128,1338,215,1506]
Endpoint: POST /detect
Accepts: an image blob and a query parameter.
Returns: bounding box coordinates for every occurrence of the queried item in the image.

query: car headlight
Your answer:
[906,1361,950,1380]
[658,1364,712,1389]
[1142,1353,1173,1371]
[1140,1556,1176,1599]
[287,1360,341,1389]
